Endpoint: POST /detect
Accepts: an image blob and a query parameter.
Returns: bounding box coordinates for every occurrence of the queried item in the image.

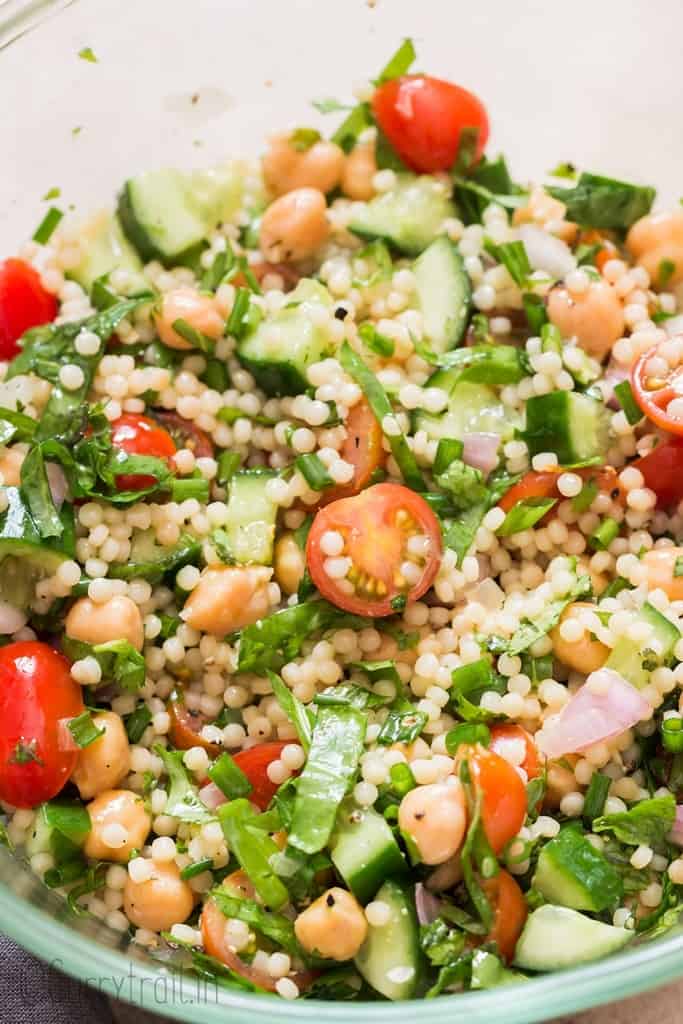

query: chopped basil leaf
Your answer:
[210,888,306,960]
[155,745,215,825]
[494,573,592,655]
[218,799,289,909]
[547,172,656,230]
[62,636,146,692]
[445,723,491,755]
[593,794,676,847]
[268,670,313,753]
[125,705,152,744]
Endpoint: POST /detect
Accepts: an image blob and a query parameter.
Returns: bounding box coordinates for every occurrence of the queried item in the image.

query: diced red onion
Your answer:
[670,806,683,847]
[199,782,226,810]
[603,359,629,410]
[517,224,577,279]
[46,462,68,509]
[463,432,500,476]
[536,668,651,759]
[0,601,27,636]
[415,882,442,925]
[57,718,79,753]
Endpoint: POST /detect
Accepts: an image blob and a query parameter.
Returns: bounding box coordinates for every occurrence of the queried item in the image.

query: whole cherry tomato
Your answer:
[372,75,489,173]
[0,641,84,808]
[0,258,57,360]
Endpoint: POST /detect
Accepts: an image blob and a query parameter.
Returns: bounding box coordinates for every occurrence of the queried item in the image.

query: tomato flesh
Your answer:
[318,399,385,506]
[631,338,683,437]
[233,741,295,810]
[635,436,683,507]
[372,75,489,174]
[307,482,442,617]
[0,258,57,360]
[202,872,316,992]
[489,723,540,781]
[482,869,528,962]
[168,692,222,758]
[499,466,620,514]
[111,413,177,491]
[464,745,527,855]
[0,641,84,808]
[152,410,214,460]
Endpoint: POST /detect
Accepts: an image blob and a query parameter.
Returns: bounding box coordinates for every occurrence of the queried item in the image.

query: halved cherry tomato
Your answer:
[0,258,58,361]
[498,466,621,514]
[201,871,315,992]
[464,745,527,855]
[233,740,295,810]
[0,641,84,808]
[168,692,222,758]
[111,413,177,491]
[152,410,214,460]
[631,338,683,436]
[372,75,489,174]
[318,399,385,506]
[481,869,528,962]
[307,482,442,617]
[489,723,540,781]
[634,436,683,508]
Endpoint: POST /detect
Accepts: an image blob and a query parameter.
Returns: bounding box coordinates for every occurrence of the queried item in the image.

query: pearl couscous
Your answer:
[1,38,683,1002]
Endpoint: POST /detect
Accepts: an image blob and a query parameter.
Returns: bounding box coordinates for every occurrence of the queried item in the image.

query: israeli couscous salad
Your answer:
[2,38,683,1002]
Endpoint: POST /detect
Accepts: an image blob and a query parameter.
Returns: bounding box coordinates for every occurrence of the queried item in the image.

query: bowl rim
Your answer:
[1,868,682,1024]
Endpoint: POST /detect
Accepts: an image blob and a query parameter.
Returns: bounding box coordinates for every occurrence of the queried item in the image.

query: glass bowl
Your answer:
[2,1,683,1020]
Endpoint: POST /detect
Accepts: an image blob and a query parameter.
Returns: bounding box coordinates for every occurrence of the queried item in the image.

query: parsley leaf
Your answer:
[593,794,676,847]
[547,172,656,230]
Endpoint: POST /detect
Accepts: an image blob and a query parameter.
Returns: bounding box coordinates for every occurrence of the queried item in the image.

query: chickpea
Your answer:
[0,446,25,486]
[642,547,683,601]
[398,780,467,866]
[263,134,345,196]
[181,565,273,635]
[513,185,577,244]
[340,142,377,201]
[550,601,608,675]
[66,595,144,652]
[273,532,305,595]
[84,789,151,864]
[124,861,194,933]
[294,887,367,960]
[153,287,225,351]
[260,188,330,263]
[72,711,131,800]
[544,760,578,810]
[627,208,683,288]
[547,279,625,360]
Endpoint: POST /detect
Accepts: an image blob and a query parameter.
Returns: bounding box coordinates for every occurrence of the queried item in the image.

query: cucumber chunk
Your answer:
[355,879,421,1000]
[514,905,631,971]
[414,236,471,353]
[532,826,622,912]
[237,279,337,395]
[330,800,407,904]
[349,175,456,256]
[605,600,680,688]
[118,165,243,266]
[524,391,611,464]
[415,369,514,442]
[221,470,278,565]
[70,210,146,293]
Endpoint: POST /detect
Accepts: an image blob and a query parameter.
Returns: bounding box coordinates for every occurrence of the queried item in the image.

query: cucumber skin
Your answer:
[235,354,311,397]
[117,183,206,269]
[331,804,407,904]
[532,827,622,913]
[514,905,631,972]
[524,391,608,464]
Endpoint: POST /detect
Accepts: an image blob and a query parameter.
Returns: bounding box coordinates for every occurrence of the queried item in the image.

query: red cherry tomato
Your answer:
[318,399,385,507]
[498,466,621,514]
[233,741,297,811]
[201,871,315,992]
[489,723,540,781]
[481,869,528,962]
[307,482,442,617]
[372,75,489,174]
[111,413,177,491]
[152,411,214,460]
[631,338,683,436]
[0,258,57,360]
[0,641,84,808]
[634,436,683,508]
[464,745,527,855]
[168,691,222,759]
